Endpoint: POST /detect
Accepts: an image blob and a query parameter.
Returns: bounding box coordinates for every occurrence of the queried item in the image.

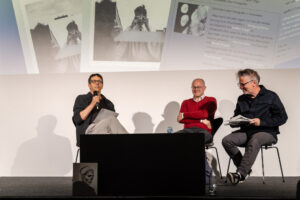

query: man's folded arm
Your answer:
[183,109,209,119]
[183,100,217,119]
[180,118,202,124]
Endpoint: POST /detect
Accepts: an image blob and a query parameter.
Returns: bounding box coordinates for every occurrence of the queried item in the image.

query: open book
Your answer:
[225,115,251,126]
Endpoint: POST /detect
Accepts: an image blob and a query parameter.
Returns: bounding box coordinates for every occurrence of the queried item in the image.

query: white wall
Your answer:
[0,69,299,176]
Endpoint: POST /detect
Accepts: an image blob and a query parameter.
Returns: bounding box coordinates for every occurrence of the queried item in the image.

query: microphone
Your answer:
[93,91,99,110]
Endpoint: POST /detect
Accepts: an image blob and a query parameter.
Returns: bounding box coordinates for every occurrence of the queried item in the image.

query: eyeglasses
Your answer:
[238,80,253,87]
[191,86,204,90]
[90,80,103,84]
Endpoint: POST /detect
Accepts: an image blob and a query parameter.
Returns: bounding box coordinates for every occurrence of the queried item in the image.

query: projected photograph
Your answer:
[13,0,82,73]
[92,0,170,63]
[73,163,98,196]
[174,3,208,37]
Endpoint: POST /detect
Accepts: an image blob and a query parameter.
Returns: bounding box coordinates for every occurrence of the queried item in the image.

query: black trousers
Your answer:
[175,127,212,144]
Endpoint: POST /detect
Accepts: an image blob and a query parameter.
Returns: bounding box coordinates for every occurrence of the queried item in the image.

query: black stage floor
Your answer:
[0,177,299,199]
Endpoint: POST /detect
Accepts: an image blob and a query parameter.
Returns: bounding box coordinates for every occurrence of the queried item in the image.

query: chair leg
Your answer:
[75,148,80,163]
[261,147,265,184]
[261,146,285,184]
[225,157,231,183]
[211,146,223,179]
[273,146,285,183]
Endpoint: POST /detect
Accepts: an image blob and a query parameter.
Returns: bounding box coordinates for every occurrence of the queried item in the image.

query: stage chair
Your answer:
[225,142,285,184]
[206,117,223,179]
[260,143,285,183]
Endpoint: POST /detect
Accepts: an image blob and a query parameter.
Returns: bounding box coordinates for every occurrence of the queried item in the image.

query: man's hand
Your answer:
[201,119,212,129]
[91,93,101,107]
[250,118,260,126]
[177,112,183,122]
[80,93,101,121]
[144,18,150,31]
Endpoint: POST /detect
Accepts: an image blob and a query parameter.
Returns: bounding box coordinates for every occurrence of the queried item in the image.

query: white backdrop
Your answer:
[0,68,299,177]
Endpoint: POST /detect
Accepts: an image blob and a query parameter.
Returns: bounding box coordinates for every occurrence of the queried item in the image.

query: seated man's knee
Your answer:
[222,135,231,147]
[108,115,118,122]
[247,137,261,148]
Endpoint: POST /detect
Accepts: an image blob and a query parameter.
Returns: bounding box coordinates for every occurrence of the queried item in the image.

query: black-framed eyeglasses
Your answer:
[191,86,204,90]
[90,80,103,84]
[238,80,253,87]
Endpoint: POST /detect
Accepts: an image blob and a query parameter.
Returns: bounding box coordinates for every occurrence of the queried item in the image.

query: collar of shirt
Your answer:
[193,95,205,102]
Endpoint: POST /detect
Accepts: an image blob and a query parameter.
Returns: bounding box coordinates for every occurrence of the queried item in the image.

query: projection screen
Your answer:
[1,0,300,74]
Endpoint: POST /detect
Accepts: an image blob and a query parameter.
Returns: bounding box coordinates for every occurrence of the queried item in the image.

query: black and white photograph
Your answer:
[92,0,171,63]
[14,0,83,73]
[174,2,208,37]
[72,163,98,196]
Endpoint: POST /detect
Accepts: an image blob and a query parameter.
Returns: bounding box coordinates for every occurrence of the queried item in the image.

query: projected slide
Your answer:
[13,0,83,74]
[6,0,300,74]
[161,0,300,70]
[0,0,26,74]
[274,0,300,68]
[80,0,171,72]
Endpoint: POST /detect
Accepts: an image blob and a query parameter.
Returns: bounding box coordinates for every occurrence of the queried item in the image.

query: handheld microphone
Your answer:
[93,91,99,110]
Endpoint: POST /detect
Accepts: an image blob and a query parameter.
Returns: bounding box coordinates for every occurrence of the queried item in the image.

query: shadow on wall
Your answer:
[214,99,236,174]
[132,112,154,133]
[11,115,73,176]
[218,99,235,121]
[155,101,183,133]
[214,99,236,142]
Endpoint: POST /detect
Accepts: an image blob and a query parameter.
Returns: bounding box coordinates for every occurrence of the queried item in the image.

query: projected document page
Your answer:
[161,0,282,70]
[275,0,300,67]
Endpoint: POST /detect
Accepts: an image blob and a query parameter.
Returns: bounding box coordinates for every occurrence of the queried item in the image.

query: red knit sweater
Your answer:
[179,96,217,133]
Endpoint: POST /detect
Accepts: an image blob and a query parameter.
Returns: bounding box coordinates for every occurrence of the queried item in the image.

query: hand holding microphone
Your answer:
[93,91,101,110]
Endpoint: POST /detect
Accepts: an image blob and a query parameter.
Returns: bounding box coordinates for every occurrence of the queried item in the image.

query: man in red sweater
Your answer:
[177,78,217,144]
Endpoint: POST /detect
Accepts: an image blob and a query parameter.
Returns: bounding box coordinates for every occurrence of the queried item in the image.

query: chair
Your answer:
[206,117,223,179]
[225,142,285,184]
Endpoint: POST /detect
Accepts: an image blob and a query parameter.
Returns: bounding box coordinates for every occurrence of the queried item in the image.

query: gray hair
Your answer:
[192,78,205,86]
[237,69,260,83]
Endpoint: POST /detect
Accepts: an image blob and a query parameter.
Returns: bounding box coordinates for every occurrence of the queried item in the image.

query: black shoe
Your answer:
[240,169,252,183]
[227,172,245,185]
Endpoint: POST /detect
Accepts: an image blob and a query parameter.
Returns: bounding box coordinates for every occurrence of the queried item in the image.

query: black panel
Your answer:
[80,133,205,196]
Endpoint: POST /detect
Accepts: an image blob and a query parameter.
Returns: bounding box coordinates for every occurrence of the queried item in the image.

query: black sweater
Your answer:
[72,92,115,146]
[233,85,288,140]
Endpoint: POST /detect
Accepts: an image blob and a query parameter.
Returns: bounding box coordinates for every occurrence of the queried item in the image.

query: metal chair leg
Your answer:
[261,145,285,184]
[261,146,265,184]
[211,146,223,179]
[273,146,285,183]
[75,148,80,163]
